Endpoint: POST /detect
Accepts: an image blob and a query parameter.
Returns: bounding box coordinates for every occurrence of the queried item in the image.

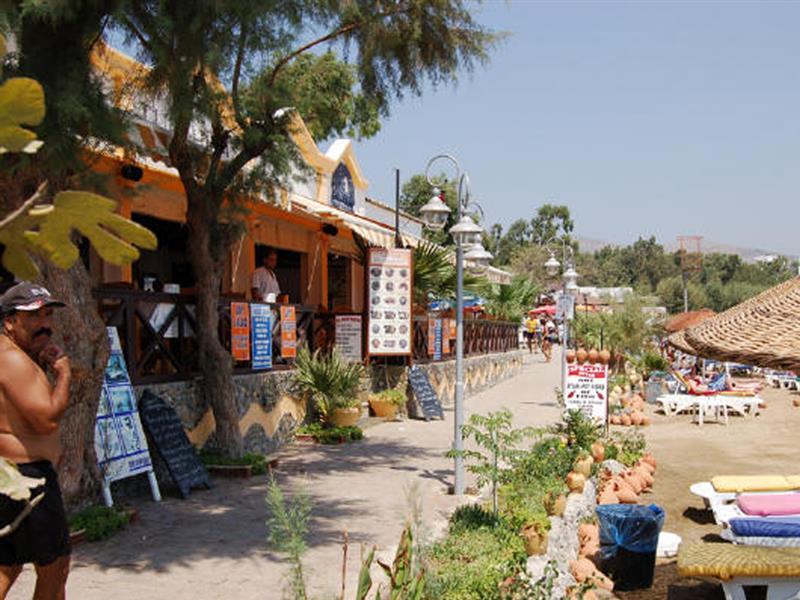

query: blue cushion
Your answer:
[730,518,800,538]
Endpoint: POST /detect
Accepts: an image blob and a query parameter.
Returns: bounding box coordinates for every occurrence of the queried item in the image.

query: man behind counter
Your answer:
[251,248,281,303]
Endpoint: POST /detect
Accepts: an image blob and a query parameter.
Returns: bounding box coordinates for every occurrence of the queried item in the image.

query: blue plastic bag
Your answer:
[596,504,665,559]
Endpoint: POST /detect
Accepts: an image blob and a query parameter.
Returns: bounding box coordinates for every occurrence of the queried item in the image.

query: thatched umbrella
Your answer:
[667,330,698,355]
[665,309,716,334]
[684,277,800,371]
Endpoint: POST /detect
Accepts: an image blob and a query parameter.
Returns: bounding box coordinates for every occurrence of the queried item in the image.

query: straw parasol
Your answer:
[665,309,716,334]
[667,330,698,355]
[684,277,800,371]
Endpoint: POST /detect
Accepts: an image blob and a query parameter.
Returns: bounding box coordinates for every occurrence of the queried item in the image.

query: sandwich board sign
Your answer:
[564,362,608,423]
[94,327,161,506]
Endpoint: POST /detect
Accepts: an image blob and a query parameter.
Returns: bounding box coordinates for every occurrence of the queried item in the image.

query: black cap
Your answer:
[0,282,65,315]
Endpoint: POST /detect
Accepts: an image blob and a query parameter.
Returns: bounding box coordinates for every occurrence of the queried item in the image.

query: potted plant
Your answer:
[543,481,569,518]
[368,388,406,420]
[294,346,364,428]
[520,513,550,556]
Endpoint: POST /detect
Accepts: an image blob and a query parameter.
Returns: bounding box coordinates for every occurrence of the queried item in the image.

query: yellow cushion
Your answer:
[787,476,800,488]
[678,543,800,580]
[711,475,796,493]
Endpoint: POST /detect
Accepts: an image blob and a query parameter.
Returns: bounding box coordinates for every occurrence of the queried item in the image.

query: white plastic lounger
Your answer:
[656,393,698,416]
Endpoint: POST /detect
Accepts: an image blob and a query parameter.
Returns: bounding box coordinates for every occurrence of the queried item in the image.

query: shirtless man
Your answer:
[0,282,71,599]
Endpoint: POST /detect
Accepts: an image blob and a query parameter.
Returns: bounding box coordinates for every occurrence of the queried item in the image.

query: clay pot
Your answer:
[574,454,594,477]
[521,525,548,556]
[637,460,655,475]
[570,558,614,591]
[567,471,586,494]
[544,491,567,517]
[642,415,651,426]
[597,488,619,504]
[613,482,639,504]
[621,414,632,427]
[599,349,611,365]
[610,415,621,425]
[330,407,361,427]
[368,398,398,420]
[579,523,600,546]
[566,349,577,363]
[624,470,645,494]
[587,348,599,364]
[642,453,657,470]
[793,398,800,408]
[576,348,588,364]
[591,442,605,463]
[630,411,643,426]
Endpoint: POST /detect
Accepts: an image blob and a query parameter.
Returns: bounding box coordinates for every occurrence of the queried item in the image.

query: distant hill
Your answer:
[575,235,797,263]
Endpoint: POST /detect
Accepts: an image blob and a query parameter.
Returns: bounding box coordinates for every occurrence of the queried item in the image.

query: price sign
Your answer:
[367,248,412,356]
[565,363,608,422]
[280,305,297,358]
[335,315,363,362]
[231,302,250,361]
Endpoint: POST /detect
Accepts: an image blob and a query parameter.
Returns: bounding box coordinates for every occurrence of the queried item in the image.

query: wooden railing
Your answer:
[94,288,315,384]
[412,316,520,363]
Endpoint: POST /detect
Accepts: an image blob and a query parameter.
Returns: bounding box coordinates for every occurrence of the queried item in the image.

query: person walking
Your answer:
[540,318,552,362]
[0,282,71,599]
[524,315,537,353]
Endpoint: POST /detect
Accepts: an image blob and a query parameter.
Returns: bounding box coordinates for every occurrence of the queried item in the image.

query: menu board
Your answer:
[251,304,272,370]
[280,305,297,358]
[231,302,250,361]
[95,327,160,505]
[427,319,443,360]
[335,315,363,362]
[565,363,608,422]
[367,248,412,356]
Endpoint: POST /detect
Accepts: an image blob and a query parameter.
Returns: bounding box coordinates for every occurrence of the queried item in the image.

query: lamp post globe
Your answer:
[464,243,493,274]
[419,189,451,231]
[544,253,560,277]
[450,215,484,247]
[563,265,579,288]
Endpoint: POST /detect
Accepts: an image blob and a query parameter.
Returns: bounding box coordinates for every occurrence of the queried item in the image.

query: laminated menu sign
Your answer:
[427,319,442,360]
[565,363,608,422]
[280,305,297,358]
[231,302,251,361]
[251,304,273,370]
[95,327,160,505]
[442,321,450,355]
[335,315,362,362]
[367,248,412,356]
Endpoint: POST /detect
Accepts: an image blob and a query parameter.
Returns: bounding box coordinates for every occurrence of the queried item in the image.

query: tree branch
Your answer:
[0,183,48,231]
[119,16,153,55]
[267,6,408,87]
[231,21,249,130]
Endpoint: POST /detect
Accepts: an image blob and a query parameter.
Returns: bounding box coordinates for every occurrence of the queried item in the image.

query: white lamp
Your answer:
[464,243,493,274]
[449,215,484,246]
[544,252,560,277]
[419,188,451,231]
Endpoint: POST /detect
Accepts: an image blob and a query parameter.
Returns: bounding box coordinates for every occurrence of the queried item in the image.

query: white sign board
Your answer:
[556,295,575,320]
[335,315,363,362]
[95,327,161,506]
[367,248,413,355]
[565,363,608,422]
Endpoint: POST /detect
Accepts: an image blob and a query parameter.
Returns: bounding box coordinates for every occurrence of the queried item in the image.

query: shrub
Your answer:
[198,450,270,475]
[296,423,363,444]
[449,503,502,533]
[369,388,407,406]
[69,506,131,542]
[294,346,364,424]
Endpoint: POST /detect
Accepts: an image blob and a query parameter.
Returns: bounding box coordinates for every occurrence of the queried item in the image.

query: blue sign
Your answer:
[251,304,273,370]
[433,319,443,361]
[331,162,355,212]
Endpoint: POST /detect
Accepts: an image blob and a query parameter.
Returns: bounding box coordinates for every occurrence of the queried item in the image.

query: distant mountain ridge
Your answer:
[575,235,798,263]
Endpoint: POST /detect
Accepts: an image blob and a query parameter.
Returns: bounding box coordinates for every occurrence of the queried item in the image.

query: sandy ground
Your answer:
[9,351,562,600]
[616,382,800,600]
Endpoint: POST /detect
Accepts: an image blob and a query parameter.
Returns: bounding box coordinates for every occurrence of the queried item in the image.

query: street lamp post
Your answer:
[419,154,492,495]
[543,240,579,399]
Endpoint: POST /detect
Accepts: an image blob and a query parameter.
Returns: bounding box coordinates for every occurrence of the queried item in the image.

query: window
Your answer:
[131,214,195,289]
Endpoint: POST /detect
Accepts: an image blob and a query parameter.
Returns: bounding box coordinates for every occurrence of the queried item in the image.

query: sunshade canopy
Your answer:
[665,309,716,333]
[683,277,800,371]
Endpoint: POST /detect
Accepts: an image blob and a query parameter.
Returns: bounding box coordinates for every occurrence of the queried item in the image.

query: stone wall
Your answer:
[412,350,525,408]
[133,350,523,456]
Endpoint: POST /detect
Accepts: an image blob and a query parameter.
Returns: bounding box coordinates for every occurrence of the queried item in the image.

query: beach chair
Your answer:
[690,477,800,525]
[661,371,761,420]
[678,543,800,600]
[721,518,800,548]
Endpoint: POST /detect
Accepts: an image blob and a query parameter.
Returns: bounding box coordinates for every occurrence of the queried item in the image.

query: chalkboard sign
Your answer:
[408,366,444,421]
[138,391,212,499]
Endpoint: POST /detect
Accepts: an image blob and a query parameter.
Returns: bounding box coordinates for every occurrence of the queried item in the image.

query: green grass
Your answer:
[69,506,131,542]
[295,423,363,444]
[198,450,270,475]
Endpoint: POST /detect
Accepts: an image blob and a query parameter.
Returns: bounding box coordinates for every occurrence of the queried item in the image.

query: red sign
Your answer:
[231,302,250,361]
[565,363,608,422]
[280,305,297,358]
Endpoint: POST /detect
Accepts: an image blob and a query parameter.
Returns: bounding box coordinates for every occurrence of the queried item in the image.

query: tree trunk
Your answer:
[186,192,244,458]
[42,261,108,509]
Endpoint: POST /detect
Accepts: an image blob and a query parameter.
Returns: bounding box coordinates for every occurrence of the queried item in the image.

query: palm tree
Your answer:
[479,276,539,321]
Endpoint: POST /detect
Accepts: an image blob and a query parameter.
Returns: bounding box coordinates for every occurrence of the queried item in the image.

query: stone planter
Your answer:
[330,407,360,427]
[521,525,549,556]
[369,398,398,420]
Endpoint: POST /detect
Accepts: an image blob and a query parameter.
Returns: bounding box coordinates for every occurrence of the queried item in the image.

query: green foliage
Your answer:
[627,351,669,379]
[529,204,574,246]
[508,436,575,484]
[293,346,364,424]
[425,521,527,600]
[295,422,363,444]
[656,275,708,313]
[550,409,602,453]
[571,295,656,360]
[69,506,131,542]
[370,388,407,407]
[0,75,45,152]
[448,410,536,516]
[400,174,459,246]
[265,476,312,600]
[610,429,647,467]
[479,275,540,321]
[377,524,426,600]
[411,240,480,306]
[198,449,270,475]
[449,503,502,533]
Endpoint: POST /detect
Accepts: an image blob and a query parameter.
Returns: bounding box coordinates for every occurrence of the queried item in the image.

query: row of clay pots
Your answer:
[568,522,614,597]
[609,411,651,426]
[566,348,611,365]
[596,454,657,505]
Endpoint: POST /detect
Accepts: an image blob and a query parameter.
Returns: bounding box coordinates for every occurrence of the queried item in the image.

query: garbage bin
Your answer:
[596,504,665,591]
[644,375,667,404]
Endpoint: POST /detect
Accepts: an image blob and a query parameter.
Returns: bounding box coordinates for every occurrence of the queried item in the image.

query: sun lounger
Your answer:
[691,479,800,525]
[678,543,800,600]
[721,518,800,548]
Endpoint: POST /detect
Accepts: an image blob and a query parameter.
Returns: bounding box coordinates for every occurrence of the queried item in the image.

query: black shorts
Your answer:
[0,460,70,566]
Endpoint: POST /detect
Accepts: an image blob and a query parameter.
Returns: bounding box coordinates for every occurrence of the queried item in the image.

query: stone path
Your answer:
[10,352,563,600]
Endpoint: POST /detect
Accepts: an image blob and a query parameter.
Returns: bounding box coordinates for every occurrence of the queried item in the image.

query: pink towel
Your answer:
[737,493,800,517]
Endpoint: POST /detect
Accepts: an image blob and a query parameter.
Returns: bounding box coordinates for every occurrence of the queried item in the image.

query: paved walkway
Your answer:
[11,353,562,600]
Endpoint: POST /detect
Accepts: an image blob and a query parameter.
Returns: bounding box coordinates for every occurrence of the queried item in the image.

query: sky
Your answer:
[349,1,800,256]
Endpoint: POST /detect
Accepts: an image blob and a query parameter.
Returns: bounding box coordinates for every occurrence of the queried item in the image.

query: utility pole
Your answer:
[677,235,703,312]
